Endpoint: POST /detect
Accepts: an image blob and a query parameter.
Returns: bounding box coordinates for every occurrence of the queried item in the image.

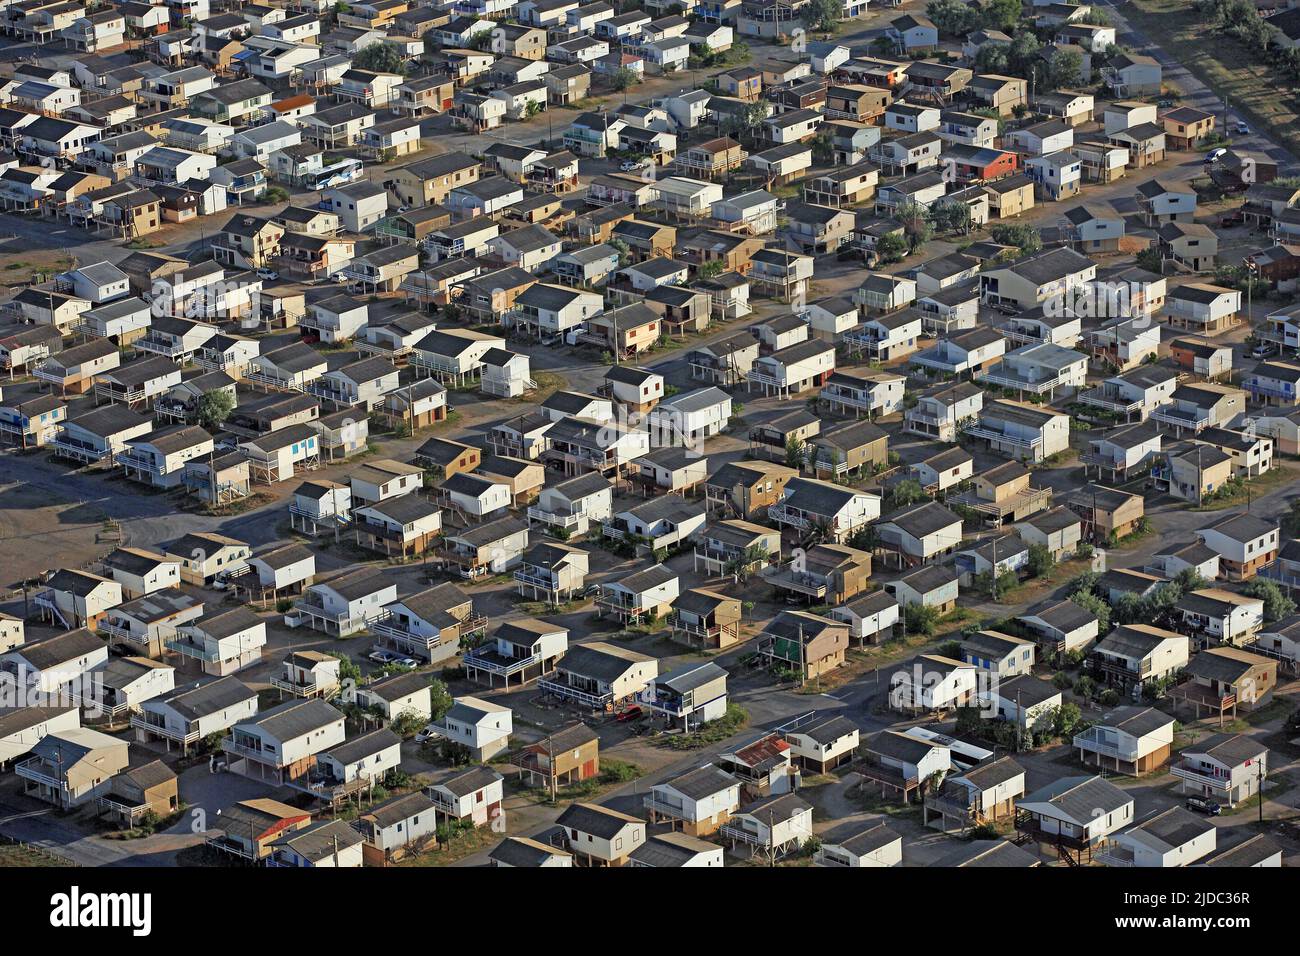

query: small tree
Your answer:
[353,41,407,75]
[888,478,927,509]
[875,232,909,264]
[1069,589,1110,634]
[195,389,235,431]
[609,237,632,266]
[1052,701,1083,738]
[894,200,933,253]
[974,42,1009,74]
[1027,543,1055,578]
[904,602,941,636]
[1241,578,1296,623]
[428,677,453,721]
[804,0,842,32]
[1007,30,1042,78]
[327,652,362,684]
[930,199,973,236]
[927,0,979,38]
[1046,47,1083,90]
[981,0,1022,31]
[722,101,771,144]
[785,435,806,469]
[990,223,1042,257]
[1135,247,1164,273]
[612,67,640,92]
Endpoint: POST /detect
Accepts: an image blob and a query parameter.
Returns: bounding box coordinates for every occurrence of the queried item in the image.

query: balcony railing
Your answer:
[98,794,151,823]
[32,365,74,386]
[221,736,281,765]
[536,677,612,708]
[996,322,1052,347]
[1245,380,1297,402]
[719,822,770,848]
[1090,655,1152,681]
[463,646,539,676]
[962,423,1043,451]
[513,568,560,591]
[117,450,164,475]
[948,485,1052,519]
[367,612,436,647]
[975,367,1062,395]
[526,505,582,529]
[166,636,221,664]
[14,757,67,791]
[129,714,201,745]
[98,620,151,645]
[820,388,874,411]
[905,409,948,429]
[1078,388,1145,415]
[761,565,828,597]
[270,675,332,697]
[134,336,188,358]
[410,352,467,377]
[1170,763,1233,792]
[1150,405,1211,431]
[49,438,112,462]
[767,502,814,530]
[745,368,786,389]
[1073,731,1141,763]
[643,795,689,819]
[289,504,350,527]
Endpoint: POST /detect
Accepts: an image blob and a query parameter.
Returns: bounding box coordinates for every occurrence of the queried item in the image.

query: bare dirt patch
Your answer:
[0,480,116,587]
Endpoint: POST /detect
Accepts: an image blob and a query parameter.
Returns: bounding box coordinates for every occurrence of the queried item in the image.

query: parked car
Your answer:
[1220,210,1245,227]
[615,706,644,723]
[367,647,417,667]
[1234,121,1250,135]
[255,268,279,281]
[1186,796,1222,816]
[1205,147,1227,164]
[415,723,442,743]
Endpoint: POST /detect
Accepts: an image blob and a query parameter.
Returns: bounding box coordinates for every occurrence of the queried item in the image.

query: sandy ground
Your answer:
[0,478,115,589]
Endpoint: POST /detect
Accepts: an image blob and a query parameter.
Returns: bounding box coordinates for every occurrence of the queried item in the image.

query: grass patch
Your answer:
[1245,696,1295,727]
[395,824,499,866]
[517,370,565,403]
[191,492,275,517]
[521,758,644,805]
[1217,774,1298,816]
[1189,465,1298,511]
[0,842,75,866]
[516,597,591,615]
[1126,0,1300,158]
[662,704,749,750]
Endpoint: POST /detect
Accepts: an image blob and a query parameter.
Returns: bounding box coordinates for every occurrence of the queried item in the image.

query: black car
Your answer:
[1186,796,1222,816]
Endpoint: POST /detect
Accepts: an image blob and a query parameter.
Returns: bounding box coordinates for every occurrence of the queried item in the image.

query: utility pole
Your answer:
[1198,443,1204,507]
[1257,756,1265,825]
[989,534,999,602]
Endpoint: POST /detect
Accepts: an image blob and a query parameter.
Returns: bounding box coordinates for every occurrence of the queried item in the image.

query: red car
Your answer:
[615,706,644,723]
